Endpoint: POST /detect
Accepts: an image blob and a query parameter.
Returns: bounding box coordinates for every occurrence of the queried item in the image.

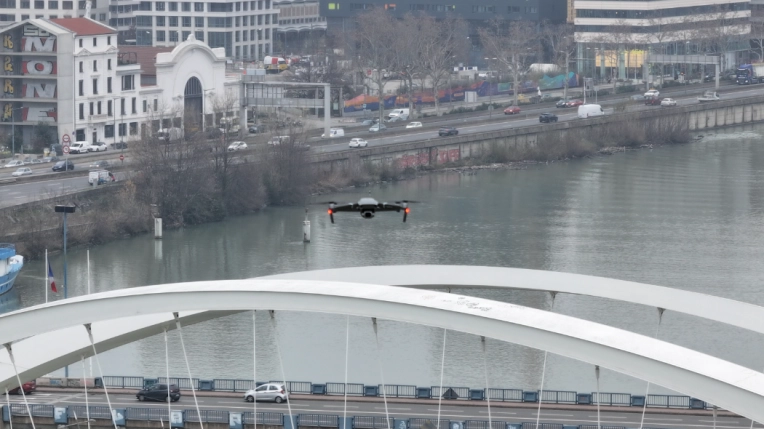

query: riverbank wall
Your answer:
[308,94,764,174]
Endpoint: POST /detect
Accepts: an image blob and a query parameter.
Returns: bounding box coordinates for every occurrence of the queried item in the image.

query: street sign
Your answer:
[362,103,367,109]
[62,146,70,154]
[61,134,70,146]
[119,154,124,162]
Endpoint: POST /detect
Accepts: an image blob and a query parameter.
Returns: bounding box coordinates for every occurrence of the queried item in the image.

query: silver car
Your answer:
[243,383,289,403]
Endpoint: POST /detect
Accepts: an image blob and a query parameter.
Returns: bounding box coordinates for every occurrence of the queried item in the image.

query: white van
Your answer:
[577,104,605,119]
[69,141,91,154]
[387,108,410,119]
[321,128,345,138]
[268,135,290,145]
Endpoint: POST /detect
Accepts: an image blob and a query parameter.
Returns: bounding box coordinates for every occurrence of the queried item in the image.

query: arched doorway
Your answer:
[184,77,203,136]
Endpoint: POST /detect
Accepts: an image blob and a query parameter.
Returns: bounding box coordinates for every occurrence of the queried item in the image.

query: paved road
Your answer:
[2,391,757,429]
[0,171,128,208]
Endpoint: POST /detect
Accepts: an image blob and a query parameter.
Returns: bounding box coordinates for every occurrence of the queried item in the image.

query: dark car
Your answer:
[566,99,584,108]
[136,384,181,402]
[52,160,74,171]
[556,99,570,108]
[111,142,128,149]
[645,96,663,106]
[539,113,558,123]
[89,160,111,169]
[50,143,63,156]
[438,127,458,137]
[7,380,36,395]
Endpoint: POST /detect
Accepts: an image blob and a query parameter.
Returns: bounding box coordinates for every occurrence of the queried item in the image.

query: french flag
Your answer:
[48,263,57,293]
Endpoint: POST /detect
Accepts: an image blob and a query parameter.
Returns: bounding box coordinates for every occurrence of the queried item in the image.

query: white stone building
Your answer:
[0,17,240,148]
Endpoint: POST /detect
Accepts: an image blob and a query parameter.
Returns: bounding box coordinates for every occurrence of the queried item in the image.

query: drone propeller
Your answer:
[311,201,338,205]
[395,200,422,204]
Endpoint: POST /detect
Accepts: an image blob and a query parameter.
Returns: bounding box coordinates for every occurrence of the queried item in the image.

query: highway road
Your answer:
[0,171,128,208]
[3,391,757,429]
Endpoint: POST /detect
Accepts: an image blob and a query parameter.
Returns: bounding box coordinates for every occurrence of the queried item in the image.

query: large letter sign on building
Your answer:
[22,25,56,52]
[23,83,57,98]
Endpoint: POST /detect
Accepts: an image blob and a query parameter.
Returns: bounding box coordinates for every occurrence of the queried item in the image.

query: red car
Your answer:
[503,106,521,115]
[566,99,584,108]
[7,380,35,395]
[645,96,662,106]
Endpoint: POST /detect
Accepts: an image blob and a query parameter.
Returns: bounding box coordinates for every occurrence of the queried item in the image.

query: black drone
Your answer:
[324,197,417,223]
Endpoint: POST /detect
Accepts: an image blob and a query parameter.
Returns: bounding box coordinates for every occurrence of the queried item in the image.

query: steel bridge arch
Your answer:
[1,279,764,422]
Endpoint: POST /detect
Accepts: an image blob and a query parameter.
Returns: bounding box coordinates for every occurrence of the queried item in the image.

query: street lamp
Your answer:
[54,204,75,377]
[204,89,215,131]
[7,106,25,157]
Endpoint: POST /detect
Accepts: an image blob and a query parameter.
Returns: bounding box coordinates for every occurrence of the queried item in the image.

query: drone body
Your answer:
[326,197,413,223]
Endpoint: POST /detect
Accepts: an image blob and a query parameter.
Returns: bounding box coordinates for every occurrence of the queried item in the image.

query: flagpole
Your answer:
[87,248,93,378]
[44,249,48,304]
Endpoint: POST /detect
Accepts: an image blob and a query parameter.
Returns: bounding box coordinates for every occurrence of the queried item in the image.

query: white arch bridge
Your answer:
[1,266,764,422]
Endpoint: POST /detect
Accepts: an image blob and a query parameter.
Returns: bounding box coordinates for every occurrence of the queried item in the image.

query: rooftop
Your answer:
[50,18,115,36]
[120,45,174,76]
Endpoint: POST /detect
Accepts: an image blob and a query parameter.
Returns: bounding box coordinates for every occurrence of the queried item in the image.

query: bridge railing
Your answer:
[91,375,703,409]
[353,416,395,429]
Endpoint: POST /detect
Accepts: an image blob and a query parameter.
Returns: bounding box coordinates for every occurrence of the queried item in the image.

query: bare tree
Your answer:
[208,90,242,201]
[353,9,400,124]
[693,5,751,73]
[752,19,764,62]
[418,14,468,115]
[590,20,634,93]
[543,21,576,99]
[479,19,538,107]
[393,13,425,118]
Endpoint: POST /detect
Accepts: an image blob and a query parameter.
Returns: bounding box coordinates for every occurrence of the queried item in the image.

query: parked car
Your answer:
[503,106,521,115]
[11,167,32,177]
[89,141,108,152]
[21,156,32,164]
[349,138,368,148]
[3,160,23,168]
[369,124,387,132]
[539,113,558,123]
[358,118,378,126]
[566,99,584,108]
[243,383,289,403]
[661,98,677,107]
[227,141,248,151]
[52,160,75,171]
[644,89,660,98]
[69,141,91,154]
[438,127,458,137]
[556,99,570,108]
[30,158,43,165]
[89,160,111,169]
[110,142,128,149]
[645,96,663,106]
[136,384,181,402]
[406,122,423,129]
[7,380,36,395]
[248,125,263,134]
[42,156,59,163]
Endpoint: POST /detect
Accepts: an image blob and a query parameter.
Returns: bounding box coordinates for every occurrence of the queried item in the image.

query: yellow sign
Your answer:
[4,79,14,95]
[595,50,646,68]
[2,104,12,122]
[2,35,12,49]
[4,57,12,73]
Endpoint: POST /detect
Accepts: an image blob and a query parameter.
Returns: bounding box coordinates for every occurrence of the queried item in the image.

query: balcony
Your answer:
[118,52,138,66]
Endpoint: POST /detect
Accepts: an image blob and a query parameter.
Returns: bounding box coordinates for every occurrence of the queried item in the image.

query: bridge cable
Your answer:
[371,318,391,429]
[3,343,36,429]
[269,311,296,429]
[638,308,665,429]
[83,324,118,429]
[81,356,91,429]
[4,387,12,429]
[481,336,492,429]
[534,292,557,429]
[165,328,171,429]
[80,355,90,429]
[173,313,204,429]
[252,311,257,429]
[436,328,447,429]
[595,366,601,429]
[343,315,350,429]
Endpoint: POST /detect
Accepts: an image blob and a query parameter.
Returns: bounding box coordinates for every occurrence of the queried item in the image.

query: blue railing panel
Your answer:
[243,412,284,425]
[158,377,200,390]
[486,388,523,402]
[646,395,691,408]
[299,414,339,427]
[326,383,364,396]
[540,391,577,404]
[409,419,449,429]
[521,423,564,429]
[593,393,631,406]
[430,386,470,400]
[102,376,144,388]
[213,379,236,391]
[126,407,169,421]
[10,404,54,417]
[464,420,507,429]
[580,425,627,429]
[185,410,229,423]
[353,416,395,429]
[268,381,312,394]
[380,385,417,398]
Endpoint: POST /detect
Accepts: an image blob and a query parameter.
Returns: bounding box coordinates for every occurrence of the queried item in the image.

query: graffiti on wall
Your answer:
[22,60,56,75]
[23,83,56,98]
[22,24,56,52]
[22,105,57,122]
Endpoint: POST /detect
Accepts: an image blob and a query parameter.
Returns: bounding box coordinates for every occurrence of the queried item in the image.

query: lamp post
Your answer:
[8,106,24,157]
[54,204,75,377]
[203,88,215,131]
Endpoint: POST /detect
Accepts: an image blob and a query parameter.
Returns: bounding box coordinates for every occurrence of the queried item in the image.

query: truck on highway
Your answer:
[735,64,764,84]
[264,56,288,74]
[156,127,183,142]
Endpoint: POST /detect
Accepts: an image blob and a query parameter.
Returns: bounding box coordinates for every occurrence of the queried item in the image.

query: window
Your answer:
[235,16,240,26]
[265,28,269,39]
[156,16,165,26]
[33,0,43,8]
[92,60,97,71]
[78,39,83,48]
[257,14,262,24]
[122,75,134,90]
[78,80,83,96]
[107,59,111,70]
[242,31,247,41]
[153,98,158,111]
[182,30,190,40]
[118,123,126,136]
[194,30,203,40]
[169,1,176,10]
[181,1,189,10]
[508,6,519,12]
[195,16,203,27]
[138,1,150,9]
[235,31,239,42]
[97,101,102,115]
[169,30,178,41]
[20,0,28,7]
[89,102,93,116]
[265,14,269,24]
[92,78,98,94]
[48,0,57,7]
[137,16,152,26]
[182,16,191,27]
[156,30,165,41]
[235,1,239,10]
[194,1,202,10]
[264,0,269,7]
[131,97,136,114]
[129,122,137,135]
[155,1,164,9]
[525,6,536,13]
[120,98,125,115]
[169,16,177,26]
[21,14,29,19]
[92,37,97,46]
[104,124,114,138]
[107,100,112,116]
[62,0,71,7]
[107,36,111,45]
[142,99,147,113]
[384,3,394,10]
[107,76,112,93]
[79,103,84,119]
[78,61,83,72]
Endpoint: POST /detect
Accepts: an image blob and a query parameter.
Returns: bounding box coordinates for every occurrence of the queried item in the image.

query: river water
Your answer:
[9,123,764,397]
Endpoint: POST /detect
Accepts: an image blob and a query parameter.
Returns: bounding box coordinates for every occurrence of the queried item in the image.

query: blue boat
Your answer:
[0,244,23,296]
